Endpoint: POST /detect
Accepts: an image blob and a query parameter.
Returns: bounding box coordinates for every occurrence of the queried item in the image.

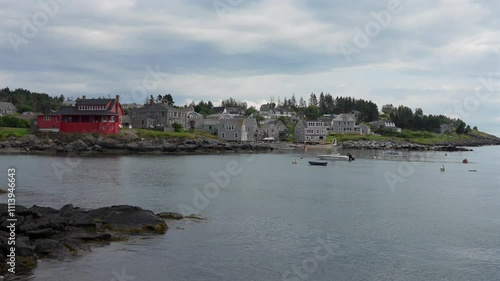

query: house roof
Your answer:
[330,114,356,122]
[203,119,221,126]
[212,106,225,113]
[0,102,17,111]
[77,99,113,105]
[220,118,257,128]
[132,103,189,112]
[259,104,270,111]
[54,106,119,116]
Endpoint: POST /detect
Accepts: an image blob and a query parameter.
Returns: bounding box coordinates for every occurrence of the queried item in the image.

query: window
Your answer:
[110,116,115,122]
[102,116,108,122]
[162,112,165,117]
[316,130,320,134]
[225,125,235,130]
[44,116,51,121]
[221,132,225,138]
[141,120,144,125]
[56,117,59,122]
[234,133,238,138]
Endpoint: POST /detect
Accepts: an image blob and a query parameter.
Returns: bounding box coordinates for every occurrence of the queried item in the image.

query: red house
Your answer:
[37,95,124,135]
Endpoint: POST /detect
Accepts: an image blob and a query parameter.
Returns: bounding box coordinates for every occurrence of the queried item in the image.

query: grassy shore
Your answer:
[326,129,492,145]
[0,127,30,140]
[129,128,218,140]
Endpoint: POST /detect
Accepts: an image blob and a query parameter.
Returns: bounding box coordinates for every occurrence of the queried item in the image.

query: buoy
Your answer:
[462,159,468,164]
[440,165,445,172]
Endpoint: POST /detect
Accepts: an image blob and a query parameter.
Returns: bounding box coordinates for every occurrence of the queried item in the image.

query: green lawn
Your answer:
[328,130,475,145]
[0,127,31,140]
[133,128,217,139]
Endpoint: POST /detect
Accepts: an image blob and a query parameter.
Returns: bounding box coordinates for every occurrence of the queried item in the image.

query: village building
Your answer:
[37,95,123,134]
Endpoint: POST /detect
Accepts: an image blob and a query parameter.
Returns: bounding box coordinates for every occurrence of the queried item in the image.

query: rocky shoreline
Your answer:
[1,132,499,154]
[0,133,275,154]
[339,140,475,151]
[0,204,193,278]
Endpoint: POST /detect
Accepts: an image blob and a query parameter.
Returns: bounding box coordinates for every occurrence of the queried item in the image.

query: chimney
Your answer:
[116,95,120,103]
[82,95,86,100]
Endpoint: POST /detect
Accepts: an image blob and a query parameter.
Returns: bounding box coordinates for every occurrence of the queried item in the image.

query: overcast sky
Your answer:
[1,0,499,135]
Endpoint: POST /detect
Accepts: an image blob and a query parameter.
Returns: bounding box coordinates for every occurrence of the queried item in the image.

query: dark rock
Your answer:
[18,217,51,233]
[47,216,70,232]
[29,205,59,216]
[33,239,67,259]
[70,232,112,241]
[90,205,167,234]
[81,135,96,146]
[59,237,91,254]
[157,212,184,220]
[26,228,57,239]
[59,204,96,227]
[0,203,171,276]
[14,241,35,257]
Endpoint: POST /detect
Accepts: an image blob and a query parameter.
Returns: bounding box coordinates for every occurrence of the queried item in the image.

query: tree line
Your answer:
[383,104,470,134]
[1,87,473,134]
[0,87,64,114]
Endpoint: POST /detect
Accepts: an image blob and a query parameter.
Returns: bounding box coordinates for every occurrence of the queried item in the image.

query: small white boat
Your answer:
[318,154,349,161]
[292,159,298,164]
[440,165,445,172]
[317,138,354,161]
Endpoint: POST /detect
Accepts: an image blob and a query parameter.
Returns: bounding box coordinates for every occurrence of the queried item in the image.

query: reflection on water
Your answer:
[0,146,499,281]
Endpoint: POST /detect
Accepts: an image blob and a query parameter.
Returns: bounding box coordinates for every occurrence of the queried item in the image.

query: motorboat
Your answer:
[308,161,328,166]
[317,138,355,161]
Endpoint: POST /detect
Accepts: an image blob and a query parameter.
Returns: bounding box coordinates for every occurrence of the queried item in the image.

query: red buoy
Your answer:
[462,159,468,164]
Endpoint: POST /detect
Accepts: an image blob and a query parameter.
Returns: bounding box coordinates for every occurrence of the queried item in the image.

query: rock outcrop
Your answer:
[0,204,169,277]
[340,140,474,151]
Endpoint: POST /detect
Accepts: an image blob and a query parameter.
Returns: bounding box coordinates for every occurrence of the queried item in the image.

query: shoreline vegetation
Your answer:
[0,127,499,154]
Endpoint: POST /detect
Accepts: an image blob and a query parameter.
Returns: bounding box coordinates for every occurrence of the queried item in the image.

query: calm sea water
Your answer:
[1,146,499,281]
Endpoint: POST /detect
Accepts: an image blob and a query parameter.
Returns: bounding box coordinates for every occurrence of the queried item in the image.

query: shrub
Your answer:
[172,122,183,132]
[0,115,30,128]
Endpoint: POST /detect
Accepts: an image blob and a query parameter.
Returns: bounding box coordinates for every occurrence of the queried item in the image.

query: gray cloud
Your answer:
[0,0,499,134]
